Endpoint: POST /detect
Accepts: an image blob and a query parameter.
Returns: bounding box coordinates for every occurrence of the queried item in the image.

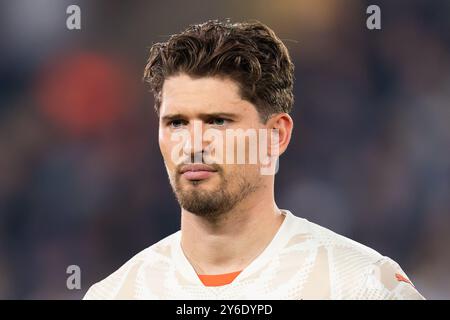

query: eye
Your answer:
[208,118,229,126]
[168,119,187,128]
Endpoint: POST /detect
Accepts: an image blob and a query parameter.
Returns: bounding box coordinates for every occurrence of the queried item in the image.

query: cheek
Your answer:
[159,131,173,164]
[223,163,259,179]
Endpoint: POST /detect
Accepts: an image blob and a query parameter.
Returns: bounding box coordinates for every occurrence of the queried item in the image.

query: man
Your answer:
[84,20,424,299]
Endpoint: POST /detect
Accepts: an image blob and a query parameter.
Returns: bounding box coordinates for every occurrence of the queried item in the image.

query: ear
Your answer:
[265,113,294,157]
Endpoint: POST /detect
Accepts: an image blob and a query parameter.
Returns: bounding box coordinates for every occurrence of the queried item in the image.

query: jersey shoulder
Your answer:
[299,218,424,299]
[302,218,384,263]
[83,231,179,300]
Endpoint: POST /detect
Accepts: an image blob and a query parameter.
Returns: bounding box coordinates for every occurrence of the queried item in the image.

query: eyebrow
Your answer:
[161,112,239,122]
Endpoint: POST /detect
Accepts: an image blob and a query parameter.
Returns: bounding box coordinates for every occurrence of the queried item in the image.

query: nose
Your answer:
[182,120,205,163]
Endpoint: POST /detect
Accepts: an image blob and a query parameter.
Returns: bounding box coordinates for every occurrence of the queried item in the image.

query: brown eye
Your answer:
[169,119,187,128]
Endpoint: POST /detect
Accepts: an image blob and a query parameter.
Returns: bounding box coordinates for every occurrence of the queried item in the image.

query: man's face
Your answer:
[158,74,269,218]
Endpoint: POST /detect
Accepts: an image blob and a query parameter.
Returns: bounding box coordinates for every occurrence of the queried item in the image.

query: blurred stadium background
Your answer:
[0,0,449,299]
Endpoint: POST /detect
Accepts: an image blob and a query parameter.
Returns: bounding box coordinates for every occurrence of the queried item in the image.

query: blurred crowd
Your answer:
[0,0,449,299]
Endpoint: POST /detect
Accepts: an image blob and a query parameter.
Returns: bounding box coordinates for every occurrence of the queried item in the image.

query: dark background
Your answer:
[0,0,449,299]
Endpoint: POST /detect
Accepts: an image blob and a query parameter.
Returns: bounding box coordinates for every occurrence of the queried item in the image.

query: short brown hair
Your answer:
[143,20,294,122]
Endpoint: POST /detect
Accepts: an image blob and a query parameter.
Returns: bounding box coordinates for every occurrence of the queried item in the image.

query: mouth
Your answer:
[179,164,218,181]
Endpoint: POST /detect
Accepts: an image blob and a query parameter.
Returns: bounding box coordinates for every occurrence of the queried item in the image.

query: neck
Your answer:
[180,183,285,275]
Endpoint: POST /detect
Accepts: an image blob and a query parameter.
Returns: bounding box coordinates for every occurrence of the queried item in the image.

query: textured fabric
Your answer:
[83,210,425,300]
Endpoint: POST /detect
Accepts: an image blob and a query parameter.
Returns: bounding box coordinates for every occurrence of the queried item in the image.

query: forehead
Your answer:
[160,74,255,116]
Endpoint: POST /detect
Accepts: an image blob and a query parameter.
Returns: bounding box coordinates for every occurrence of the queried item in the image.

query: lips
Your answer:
[179,164,218,181]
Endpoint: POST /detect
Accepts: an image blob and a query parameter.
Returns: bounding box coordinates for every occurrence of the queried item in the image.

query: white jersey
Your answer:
[83,210,424,300]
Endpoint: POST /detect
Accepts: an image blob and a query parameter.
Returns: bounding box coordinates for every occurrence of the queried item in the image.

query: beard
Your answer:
[169,165,259,219]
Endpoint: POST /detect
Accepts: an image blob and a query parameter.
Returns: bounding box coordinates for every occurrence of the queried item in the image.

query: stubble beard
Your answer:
[170,166,259,219]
